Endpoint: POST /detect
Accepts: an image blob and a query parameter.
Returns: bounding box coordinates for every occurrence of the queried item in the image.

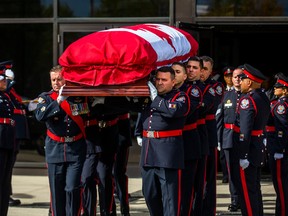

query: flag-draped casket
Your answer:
[59,23,198,96]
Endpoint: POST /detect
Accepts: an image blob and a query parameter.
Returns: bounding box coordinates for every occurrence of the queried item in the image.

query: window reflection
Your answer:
[0,24,53,98]
[58,0,169,17]
[0,0,53,18]
[197,0,288,16]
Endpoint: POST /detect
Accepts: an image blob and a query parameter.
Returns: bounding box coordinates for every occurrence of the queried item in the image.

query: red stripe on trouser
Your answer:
[109,154,116,213]
[189,160,198,215]
[240,168,253,216]
[276,160,285,216]
[203,156,207,197]
[177,169,182,216]
[214,148,218,216]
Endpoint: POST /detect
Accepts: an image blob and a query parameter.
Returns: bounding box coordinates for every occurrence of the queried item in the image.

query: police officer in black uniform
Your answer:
[81,96,120,216]
[135,66,189,216]
[171,61,202,215]
[231,64,270,216]
[3,61,30,206]
[35,65,87,216]
[0,64,15,216]
[112,110,132,216]
[201,56,225,216]
[216,66,243,212]
[186,56,215,216]
[266,73,288,215]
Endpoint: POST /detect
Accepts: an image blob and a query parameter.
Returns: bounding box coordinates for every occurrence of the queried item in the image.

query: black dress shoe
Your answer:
[228,203,240,212]
[9,197,21,206]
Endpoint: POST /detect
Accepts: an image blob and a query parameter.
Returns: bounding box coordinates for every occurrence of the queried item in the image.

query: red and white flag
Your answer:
[59,23,199,86]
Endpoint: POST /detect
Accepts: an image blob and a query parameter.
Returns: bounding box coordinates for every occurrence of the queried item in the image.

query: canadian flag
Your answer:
[59,23,199,86]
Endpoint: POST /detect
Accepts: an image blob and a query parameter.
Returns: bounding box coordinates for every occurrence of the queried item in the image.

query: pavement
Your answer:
[9,145,277,216]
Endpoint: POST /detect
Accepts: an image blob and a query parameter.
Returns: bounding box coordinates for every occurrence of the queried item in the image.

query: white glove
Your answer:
[136,136,143,147]
[57,84,68,103]
[147,81,157,101]
[239,159,250,170]
[91,97,105,107]
[263,138,267,146]
[274,153,284,160]
[28,100,38,111]
[217,142,221,151]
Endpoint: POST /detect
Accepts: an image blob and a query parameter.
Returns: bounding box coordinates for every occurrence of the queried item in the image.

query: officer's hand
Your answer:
[239,159,250,170]
[136,136,143,147]
[217,142,221,151]
[147,81,157,101]
[274,153,284,160]
[57,84,68,103]
[263,138,267,146]
[28,100,38,111]
[91,97,105,107]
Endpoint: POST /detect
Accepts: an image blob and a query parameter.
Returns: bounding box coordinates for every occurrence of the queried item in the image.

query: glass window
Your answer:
[0,24,53,163]
[58,0,169,17]
[0,0,53,18]
[0,24,53,99]
[197,0,288,16]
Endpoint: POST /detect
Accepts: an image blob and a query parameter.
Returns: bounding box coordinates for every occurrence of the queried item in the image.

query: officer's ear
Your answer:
[247,79,253,87]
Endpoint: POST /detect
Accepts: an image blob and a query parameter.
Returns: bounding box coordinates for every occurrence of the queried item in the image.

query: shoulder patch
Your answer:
[209,87,215,96]
[190,88,200,97]
[276,105,286,115]
[240,98,250,109]
[215,85,223,95]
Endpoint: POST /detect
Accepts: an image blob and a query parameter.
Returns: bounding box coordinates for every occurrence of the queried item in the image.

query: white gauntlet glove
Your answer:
[239,159,250,170]
[147,81,157,101]
[91,97,105,107]
[274,153,284,160]
[57,84,68,103]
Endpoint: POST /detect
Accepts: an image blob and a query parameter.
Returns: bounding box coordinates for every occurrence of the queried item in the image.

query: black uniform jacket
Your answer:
[0,92,15,149]
[216,88,242,149]
[7,88,30,141]
[234,89,270,166]
[205,77,224,148]
[138,89,190,169]
[35,91,86,163]
[182,81,202,160]
[266,96,288,155]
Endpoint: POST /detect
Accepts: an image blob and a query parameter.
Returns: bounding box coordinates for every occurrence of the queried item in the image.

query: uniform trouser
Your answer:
[192,155,207,216]
[224,149,239,205]
[203,147,218,216]
[268,155,288,216]
[181,159,198,216]
[47,160,84,216]
[8,140,20,196]
[142,166,181,216]
[219,148,228,181]
[0,149,14,216]
[97,150,116,216]
[230,161,263,216]
[81,153,99,216]
[112,145,130,215]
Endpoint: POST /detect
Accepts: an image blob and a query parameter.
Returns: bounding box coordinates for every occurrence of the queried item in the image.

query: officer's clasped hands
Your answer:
[239,159,250,170]
[274,153,284,160]
[147,81,157,101]
[57,84,68,103]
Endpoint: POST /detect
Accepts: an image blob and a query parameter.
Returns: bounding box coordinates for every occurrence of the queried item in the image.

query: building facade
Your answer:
[1,0,288,163]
